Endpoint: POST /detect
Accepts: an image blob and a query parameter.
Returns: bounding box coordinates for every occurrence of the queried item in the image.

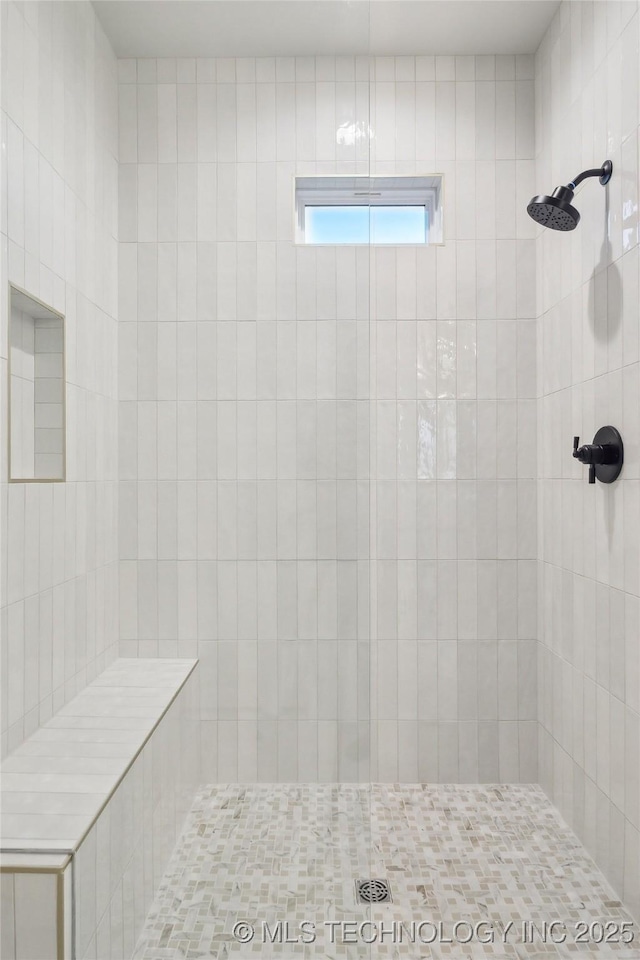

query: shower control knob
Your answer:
[573,436,596,483]
[572,427,623,484]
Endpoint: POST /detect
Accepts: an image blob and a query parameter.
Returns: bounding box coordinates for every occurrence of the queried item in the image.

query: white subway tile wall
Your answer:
[0,660,199,960]
[117,53,538,783]
[535,0,640,920]
[1,0,637,927]
[73,667,200,960]
[0,1,120,758]
[9,300,65,481]
[1,869,61,960]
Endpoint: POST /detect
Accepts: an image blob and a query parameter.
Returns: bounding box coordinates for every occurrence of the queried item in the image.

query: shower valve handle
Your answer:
[573,429,623,485]
[573,437,596,483]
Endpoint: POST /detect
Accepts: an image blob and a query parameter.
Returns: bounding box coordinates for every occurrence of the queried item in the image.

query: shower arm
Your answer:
[567,161,612,190]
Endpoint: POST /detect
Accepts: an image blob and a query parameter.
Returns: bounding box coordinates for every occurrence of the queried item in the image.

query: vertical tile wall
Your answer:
[118,52,538,783]
[0,0,120,757]
[9,302,65,481]
[73,669,200,959]
[535,0,640,919]
[117,53,373,783]
[367,55,538,781]
[0,867,62,960]
[7,305,37,478]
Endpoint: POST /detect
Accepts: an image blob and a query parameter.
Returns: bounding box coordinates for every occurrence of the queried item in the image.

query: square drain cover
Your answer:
[355,879,392,904]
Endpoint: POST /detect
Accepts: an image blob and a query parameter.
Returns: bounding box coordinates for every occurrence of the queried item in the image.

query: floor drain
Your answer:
[355,879,392,904]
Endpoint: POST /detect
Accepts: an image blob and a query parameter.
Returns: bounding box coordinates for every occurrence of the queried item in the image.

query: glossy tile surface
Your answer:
[117,51,539,786]
[0,0,120,760]
[535,0,640,923]
[73,668,201,959]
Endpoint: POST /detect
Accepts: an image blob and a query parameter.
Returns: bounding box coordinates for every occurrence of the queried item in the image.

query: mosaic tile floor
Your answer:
[134,784,640,959]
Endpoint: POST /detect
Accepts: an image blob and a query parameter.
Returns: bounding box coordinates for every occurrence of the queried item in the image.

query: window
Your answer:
[295,176,443,245]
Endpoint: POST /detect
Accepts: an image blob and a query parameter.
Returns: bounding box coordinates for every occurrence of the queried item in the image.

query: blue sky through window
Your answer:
[305,205,427,244]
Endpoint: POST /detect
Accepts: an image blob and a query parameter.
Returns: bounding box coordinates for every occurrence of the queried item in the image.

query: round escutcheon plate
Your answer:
[593,425,623,483]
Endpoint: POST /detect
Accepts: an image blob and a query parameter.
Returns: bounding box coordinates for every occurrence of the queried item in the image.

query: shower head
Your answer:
[527,186,580,231]
[527,160,612,232]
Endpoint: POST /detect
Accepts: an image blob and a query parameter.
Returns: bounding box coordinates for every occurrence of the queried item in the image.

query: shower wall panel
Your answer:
[367,55,538,781]
[535,0,640,919]
[0,1,120,758]
[117,54,374,783]
[117,53,538,782]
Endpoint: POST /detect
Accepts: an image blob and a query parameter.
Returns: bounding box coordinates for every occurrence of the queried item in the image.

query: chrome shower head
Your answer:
[527,160,612,232]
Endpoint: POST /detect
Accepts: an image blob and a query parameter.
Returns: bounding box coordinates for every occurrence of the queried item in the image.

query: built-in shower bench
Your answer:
[0,658,200,960]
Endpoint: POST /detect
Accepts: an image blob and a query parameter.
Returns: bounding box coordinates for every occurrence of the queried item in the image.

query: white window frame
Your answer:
[294,175,444,245]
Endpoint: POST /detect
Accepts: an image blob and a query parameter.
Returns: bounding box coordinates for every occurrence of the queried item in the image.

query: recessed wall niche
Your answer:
[8,285,65,481]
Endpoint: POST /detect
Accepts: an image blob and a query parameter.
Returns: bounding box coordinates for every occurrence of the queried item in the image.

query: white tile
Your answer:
[14,873,57,959]
[2,28,630,905]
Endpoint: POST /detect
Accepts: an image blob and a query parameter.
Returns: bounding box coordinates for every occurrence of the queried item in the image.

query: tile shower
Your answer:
[117,49,538,784]
[0,1,639,958]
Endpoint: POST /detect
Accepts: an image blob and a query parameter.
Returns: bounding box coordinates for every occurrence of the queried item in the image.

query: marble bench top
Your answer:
[0,658,197,856]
